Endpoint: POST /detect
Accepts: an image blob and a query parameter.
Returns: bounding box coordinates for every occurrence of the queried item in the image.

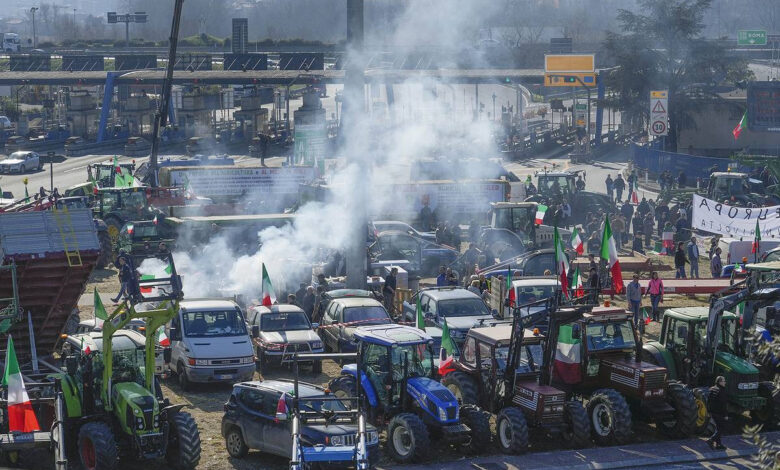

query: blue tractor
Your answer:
[328,324,490,463]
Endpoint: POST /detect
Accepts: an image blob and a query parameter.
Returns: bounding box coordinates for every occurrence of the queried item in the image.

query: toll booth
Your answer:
[65,90,98,137]
[223,53,267,71]
[61,54,105,71]
[279,52,324,71]
[114,55,157,70]
[174,54,212,71]
[9,54,51,71]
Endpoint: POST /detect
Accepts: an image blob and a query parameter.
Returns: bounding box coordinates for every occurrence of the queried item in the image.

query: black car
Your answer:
[318,297,392,353]
[369,231,459,276]
[222,380,380,466]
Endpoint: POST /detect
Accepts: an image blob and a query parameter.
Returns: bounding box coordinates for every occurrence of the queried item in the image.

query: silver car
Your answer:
[0,151,41,173]
[246,304,324,373]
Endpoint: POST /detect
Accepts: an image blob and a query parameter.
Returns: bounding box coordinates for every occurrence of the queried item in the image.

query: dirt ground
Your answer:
[49,265,729,470]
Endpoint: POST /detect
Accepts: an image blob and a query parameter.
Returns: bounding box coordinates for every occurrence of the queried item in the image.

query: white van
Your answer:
[717,237,780,265]
[168,299,255,390]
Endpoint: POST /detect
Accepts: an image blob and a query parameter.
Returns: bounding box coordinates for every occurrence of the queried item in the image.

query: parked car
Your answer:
[73,317,147,334]
[319,297,392,353]
[246,304,324,373]
[370,220,436,243]
[222,380,380,464]
[402,287,495,346]
[313,289,380,323]
[0,151,41,173]
[168,299,255,391]
[368,231,459,276]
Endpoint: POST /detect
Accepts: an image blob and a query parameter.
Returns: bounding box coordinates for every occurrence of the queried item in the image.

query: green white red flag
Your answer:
[570,228,584,255]
[157,327,170,347]
[506,265,515,307]
[752,219,761,254]
[553,324,582,384]
[572,267,584,298]
[554,226,569,298]
[2,336,40,432]
[733,111,747,140]
[600,216,623,294]
[438,318,456,376]
[534,205,548,225]
[261,263,277,307]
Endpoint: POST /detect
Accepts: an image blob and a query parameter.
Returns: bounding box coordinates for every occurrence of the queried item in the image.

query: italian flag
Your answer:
[139,263,173,294]
[553,325,582,384]
[438,318,456,376]
[157,327,170,347]
[506,265,515,307]
[274,392,288,423]
[554,226,570,298]
[2,336,40,433]
[600,216,624,294]
[572,267,584,298]
[534,204,548,225]
[733,111,747,141]
[570,228,584,255]
[752,219,761,254]
[113,156,127,187]
[416,296,425,330]
[261,263,277,307]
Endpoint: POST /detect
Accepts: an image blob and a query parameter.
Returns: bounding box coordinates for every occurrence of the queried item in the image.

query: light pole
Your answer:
[492,92,497,121]
[30,7,38,49]
[73,9,77,39]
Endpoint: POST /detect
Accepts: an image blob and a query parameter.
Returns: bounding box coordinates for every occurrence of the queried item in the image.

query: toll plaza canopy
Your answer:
[0,68,546,86]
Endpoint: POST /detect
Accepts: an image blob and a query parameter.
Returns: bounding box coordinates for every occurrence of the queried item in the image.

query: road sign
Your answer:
[738,30,767,46]
[575,103,587,111]
[544,73,597,87]
[545,54,595,73]
[649,89,668,136]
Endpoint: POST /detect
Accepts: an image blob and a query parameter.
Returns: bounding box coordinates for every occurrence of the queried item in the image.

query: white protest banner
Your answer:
[692,194,780,238]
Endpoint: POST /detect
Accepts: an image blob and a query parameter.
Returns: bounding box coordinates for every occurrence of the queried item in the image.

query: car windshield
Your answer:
[586,321,636,352]
[131,225,158,237]
[261,312,311,331]
[343,306,391,325]
[539,176,574,196]
[295,394,348,414]
[439,298,491,317]
[515,285,555,304]
[182,309,247,337]
[391,343,435,379]
[764,250,780,263]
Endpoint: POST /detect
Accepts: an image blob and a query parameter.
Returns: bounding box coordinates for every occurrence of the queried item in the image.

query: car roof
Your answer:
[324,289,374,299]
[512,277,559,287]
[373,220,410,226]
[490,202,537,208]
[254,304,306,315]
[468,325,543,344]
[180,299,239,311]
[711,172,747,178]
[354,324,432,346]
[236,380,324,397]
[664,307,737,321]
[67,329,145,350]
[331,297,384,308]
[422,287,481,301]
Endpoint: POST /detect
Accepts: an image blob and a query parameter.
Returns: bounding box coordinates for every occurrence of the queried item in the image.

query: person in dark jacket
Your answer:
[675,242,688,279]
[588,267,600,304]
[706,376,728,450]
[111,256,133,303]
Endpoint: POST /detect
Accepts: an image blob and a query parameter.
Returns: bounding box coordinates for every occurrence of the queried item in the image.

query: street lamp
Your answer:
[492,92,497,121]
[30,7,38,49]
[73,9,77,39]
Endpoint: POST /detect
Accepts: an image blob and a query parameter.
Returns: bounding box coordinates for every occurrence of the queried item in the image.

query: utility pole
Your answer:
[30,7,38,49]
[73,9,77,39]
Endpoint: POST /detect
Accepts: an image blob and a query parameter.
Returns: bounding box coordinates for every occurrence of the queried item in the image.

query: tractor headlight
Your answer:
[154,415,160,428]
[438,407,447,421]
[330,435,344,446]
[367,431,379,444]
[738,382,758,390]
[136,416,144,430]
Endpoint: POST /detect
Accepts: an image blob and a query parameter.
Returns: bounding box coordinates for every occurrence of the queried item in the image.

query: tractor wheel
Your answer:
[496,407,529,455]
[224,426,248,458]
[103,217,122,245]
[751,382,779,429]
[329,374,358,409]
[78,421,118,470]
[166,411,202,470]
[691,388,711,435]
[312,360,323,374]
[441,371,479,406]
[460,404,491,455]
[96,231,112,269]
[587,389,632,446]
[563,401,591,448]
[659,382,698,437]
[386,413,430,463]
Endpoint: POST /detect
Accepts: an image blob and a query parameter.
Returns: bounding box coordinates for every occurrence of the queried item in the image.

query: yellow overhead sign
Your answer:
[544,73,597,87]
[650,90,668,99]
[544,54,595,73]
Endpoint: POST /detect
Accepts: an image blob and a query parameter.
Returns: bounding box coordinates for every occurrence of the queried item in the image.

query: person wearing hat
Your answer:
[706,376,728,450]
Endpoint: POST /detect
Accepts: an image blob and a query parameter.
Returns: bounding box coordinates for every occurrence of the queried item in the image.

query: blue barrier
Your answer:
[632,144,753,180]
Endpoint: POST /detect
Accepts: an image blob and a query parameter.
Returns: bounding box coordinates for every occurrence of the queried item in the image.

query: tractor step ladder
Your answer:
[51,206,82,267]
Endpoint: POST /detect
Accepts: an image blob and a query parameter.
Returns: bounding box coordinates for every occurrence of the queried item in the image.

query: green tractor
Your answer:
[55,253,201,470]
[92,187,161,243]
[643,285,780,432]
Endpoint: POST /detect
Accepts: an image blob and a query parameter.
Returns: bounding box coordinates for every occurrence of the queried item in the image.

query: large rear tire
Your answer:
[563,400,591,448]
[496,407,529,454]
[78,421,118,470]
[441,371,479,406]
[96,231,112,269]
[386,413,429,463]
[587,389,632,446]
[329,374,358,409]
[166,411,202,470]
[659,382,698,437]
[692,388,711,435]
[460,404,491,455]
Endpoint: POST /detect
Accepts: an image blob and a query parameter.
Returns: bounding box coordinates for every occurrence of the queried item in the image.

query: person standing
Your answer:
[576,175,586,191]
[675,242,688,279]
[436,266,447,286]
[646,271,664,321]
[302,286,316,321]
[711,247,723,278]
[605,175,614,201]
[588,267,600,304]
[643,213,654,248]
[612,214,625,248]
[706,376,728,450]
[626,274,643,331]
[111,256,133,303]
[614,174,626,202]
[632,212,643,240]
[383,267,398,315]
[627,171,637,202]
[687,236,701,279]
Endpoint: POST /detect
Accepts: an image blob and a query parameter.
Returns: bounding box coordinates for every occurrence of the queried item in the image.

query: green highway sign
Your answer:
[738,30,767,46]
[575,103,587,111]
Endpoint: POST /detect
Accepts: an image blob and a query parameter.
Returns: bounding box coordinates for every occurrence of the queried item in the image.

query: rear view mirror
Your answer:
[251,325,260,338]
[169,327,180,341]
[163,348,172,364]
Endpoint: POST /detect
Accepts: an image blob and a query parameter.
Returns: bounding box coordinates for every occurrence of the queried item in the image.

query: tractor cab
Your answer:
[706,172,766,206]
[88,160,136,188]
[536,172,576,200]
